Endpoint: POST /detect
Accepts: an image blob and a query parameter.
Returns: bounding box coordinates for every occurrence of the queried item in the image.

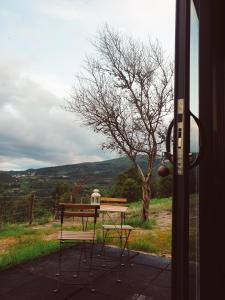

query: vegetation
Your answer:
[124,217,156,229]
[0,160,172,269]
[0,240,58,269]
[114,167,142,202]
[114,166,172,201]
[1,156,150,196]
[0,161,172,229]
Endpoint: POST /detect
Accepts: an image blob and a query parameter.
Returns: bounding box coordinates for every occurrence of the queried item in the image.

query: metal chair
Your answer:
[54,203,100,292]
[99,198,135,282]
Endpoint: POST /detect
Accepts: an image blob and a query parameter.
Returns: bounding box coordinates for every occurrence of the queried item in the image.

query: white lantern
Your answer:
[91,188,101,204]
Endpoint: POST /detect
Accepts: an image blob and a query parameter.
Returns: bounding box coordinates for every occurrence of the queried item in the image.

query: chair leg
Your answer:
[82,241,87,263]
[53,240,63,293]
[121,230,131,256]
[100,228,108,256]
[101,229,111,268]
[116,255,122,283]
[85,240,97,293]
[100,228,104,255]
[73,242,83,278]
[115,231,125,283]
[89,240,95,276]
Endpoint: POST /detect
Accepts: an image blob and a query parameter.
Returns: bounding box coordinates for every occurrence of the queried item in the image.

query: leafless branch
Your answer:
[66,24,174,190]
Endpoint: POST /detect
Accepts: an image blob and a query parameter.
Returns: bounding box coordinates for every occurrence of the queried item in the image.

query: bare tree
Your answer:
[67,25,173,221]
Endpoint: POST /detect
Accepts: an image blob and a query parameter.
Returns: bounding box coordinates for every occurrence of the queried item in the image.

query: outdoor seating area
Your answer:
[54,200,136,291]
[0,199,171,299]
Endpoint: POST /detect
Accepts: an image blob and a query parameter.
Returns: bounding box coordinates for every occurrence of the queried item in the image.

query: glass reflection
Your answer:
[189,1,200,299]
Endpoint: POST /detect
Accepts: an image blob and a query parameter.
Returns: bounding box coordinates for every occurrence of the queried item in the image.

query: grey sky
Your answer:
[0,0,175,171]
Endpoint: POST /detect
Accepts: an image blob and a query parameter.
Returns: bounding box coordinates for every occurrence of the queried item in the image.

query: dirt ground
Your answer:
[154,211,172,228]
[0,237,17,254]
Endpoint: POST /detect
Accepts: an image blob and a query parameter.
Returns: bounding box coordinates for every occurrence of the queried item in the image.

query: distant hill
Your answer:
[4,156,161,186]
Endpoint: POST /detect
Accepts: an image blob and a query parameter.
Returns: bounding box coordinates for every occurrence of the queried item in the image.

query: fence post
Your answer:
[70,193,73,203]
[0,203,2,228]
[28,193,35,225]
[54,193,59,220]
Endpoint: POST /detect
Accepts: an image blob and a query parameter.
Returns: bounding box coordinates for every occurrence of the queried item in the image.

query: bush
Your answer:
[114,167,142,202]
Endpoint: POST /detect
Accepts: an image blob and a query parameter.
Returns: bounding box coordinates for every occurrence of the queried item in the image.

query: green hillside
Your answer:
[6,156,160,183]
[1,156,161,196]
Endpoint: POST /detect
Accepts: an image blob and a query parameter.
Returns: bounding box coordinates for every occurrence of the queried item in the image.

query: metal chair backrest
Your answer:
[59,203,100,230]
[100,197,127,207]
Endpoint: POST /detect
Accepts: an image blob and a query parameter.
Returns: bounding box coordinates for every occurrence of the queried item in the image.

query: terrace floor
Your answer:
[0,244,171,300]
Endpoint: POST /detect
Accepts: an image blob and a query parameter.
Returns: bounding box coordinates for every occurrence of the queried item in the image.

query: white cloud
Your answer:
[39,0,82,21]
[3,104,22,119]
[0,155,52,171]
[21,71,70,98]
[37,0,175,54]
[0,0,175,170]
[0,59,114,170]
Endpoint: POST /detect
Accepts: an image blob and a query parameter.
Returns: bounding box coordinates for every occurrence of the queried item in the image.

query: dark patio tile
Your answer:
[68,290,124,300]
[115,264,162,289]
[87,265,156,299]
[132,254,171,270]
[141,284,171,300]
[163,262,171,271]
[1,275,81,300]
[0,246,171,300]
[0,266,34,296]
[152,270,171,288]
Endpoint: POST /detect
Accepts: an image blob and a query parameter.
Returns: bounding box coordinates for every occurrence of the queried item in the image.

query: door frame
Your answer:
[172,0,196,299]
[173,0,225,299]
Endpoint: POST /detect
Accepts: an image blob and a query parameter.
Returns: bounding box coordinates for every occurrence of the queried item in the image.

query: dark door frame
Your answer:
[173,0,225,299]
[172,0,191,298]
[199,0,225,298]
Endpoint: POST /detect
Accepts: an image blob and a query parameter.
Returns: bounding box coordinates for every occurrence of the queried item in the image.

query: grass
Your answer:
[127,197,171,207]
[0,197,172,269]
[0,239,58,269]
[150,197,172,214]
[124,217,156,229]
[0,224,39,238]
[128,197,172,214]
[129,239,159,253]
[129,229,171,255]
[151,197,172,205]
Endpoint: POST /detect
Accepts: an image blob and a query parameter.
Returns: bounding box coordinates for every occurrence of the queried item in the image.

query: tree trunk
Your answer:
[141,180,151,222]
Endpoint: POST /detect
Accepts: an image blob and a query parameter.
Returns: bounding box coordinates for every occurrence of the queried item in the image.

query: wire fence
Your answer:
[0,194,57,226]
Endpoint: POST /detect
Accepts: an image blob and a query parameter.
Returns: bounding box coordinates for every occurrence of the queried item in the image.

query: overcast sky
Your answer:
[0,0,175,171]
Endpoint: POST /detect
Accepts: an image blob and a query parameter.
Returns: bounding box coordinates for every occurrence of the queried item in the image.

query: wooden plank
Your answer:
[100,197,127,203]
[60,231,95,235]
[100,203,127,207]
[59,203,100,209]
[63,211,97,217]
[102,225,134,230]
[58,231,96,240]
[100,205,128,212]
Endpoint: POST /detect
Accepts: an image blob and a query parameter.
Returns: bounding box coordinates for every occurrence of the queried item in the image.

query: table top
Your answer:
[100,205,128,213]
